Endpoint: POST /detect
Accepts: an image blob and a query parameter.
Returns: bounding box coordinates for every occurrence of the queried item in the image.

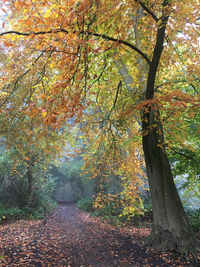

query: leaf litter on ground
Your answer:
[0,204,199,266]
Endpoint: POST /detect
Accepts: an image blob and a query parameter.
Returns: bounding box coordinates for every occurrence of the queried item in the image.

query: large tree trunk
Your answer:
[142,107,198,255]
[136,0,199,256]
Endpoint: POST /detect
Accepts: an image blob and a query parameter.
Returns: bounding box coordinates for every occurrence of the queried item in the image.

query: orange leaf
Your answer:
[1,8,7,13]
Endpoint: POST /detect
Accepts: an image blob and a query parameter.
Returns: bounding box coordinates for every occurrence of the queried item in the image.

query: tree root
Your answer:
[143,226,200,264]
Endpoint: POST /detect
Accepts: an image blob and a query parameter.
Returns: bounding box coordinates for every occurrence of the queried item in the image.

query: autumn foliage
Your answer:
[0,0,200,256]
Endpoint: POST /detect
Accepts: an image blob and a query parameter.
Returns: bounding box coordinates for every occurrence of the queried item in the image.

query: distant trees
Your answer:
[0,148,56,213]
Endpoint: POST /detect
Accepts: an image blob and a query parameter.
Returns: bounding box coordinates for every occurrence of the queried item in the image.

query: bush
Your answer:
[0,201,57,224]
[92,203,127,225]
[93,202,122,217]
[142,196,152,212]
[77,198,93,212]
[0,203,22,223]
[186,208,200,232]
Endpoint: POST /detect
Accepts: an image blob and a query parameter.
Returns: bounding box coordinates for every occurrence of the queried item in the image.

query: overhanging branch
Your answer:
[0,28,151,65]
[0,30,55,37]
[85,31,151,65]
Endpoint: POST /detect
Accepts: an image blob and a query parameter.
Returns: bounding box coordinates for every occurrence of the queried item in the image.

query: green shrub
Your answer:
[0,204,22,223]
[0,199,57,224]
[186,209,200,232]
[77,198,93,212]
[92,202,127,225]
[93,202,122,217]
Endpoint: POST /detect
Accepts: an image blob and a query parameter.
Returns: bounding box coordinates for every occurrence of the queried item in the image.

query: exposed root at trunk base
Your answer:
[143,226,200,263]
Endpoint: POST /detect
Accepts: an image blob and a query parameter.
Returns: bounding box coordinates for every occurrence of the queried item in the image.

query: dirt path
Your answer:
[0,204,196,266]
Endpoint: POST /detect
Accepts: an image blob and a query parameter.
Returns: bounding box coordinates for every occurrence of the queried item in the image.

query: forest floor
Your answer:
[0,204,199,267]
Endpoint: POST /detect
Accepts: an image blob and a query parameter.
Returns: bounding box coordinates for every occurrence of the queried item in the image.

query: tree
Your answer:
[0,33,67,207]
[0,0,199,255]
[0,147,57,212]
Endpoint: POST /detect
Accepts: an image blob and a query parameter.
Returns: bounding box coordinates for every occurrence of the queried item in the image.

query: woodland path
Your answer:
[0,204,196,266]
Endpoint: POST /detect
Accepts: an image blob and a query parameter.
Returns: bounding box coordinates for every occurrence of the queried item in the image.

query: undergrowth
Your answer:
[0,201,57,224]
[77,197,200,231]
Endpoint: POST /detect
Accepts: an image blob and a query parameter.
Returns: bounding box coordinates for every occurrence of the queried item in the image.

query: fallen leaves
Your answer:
[0,204,198,266]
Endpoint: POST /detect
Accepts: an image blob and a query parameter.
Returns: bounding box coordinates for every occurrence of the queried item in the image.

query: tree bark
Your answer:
[113,1,199,254]
[140,0,199,256]
[142,108,198,254]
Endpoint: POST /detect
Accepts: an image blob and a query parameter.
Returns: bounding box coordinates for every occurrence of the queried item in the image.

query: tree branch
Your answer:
[145,0,170,99]
[111,80,122,111]
[85,31,151,65]
[0,30,56,37]
[0,29,151,65]
[134,0,159,22]
[170,147,198,163]
[0,49,46,108]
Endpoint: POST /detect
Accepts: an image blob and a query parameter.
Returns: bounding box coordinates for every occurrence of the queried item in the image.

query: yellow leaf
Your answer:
[42,111,47,118]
